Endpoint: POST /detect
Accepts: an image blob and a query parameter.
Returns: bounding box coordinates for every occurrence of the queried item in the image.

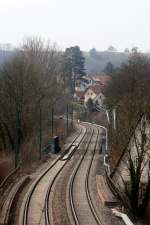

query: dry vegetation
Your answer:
[0,37,72,180]
[105,52,150,170]
[105,52,150,219]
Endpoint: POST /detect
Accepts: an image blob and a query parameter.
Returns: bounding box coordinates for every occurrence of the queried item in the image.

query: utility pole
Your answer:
[39,105,42,160]
[109,109,113,152]
[113,107,116,130]
[51,106,54,136]
[66,104,69,135]
[15,107,19,168]
[71,103,73,127]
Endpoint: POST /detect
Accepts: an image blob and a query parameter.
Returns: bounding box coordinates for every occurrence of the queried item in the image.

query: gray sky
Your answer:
[0,0,150,51]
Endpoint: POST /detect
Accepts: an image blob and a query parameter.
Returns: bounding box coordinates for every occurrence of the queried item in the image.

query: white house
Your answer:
[75,74,111,92]
[84,85,104,107]
[75,76,94,91]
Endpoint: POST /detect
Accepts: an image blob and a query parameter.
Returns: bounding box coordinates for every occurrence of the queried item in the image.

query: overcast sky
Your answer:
[0,0,150,51]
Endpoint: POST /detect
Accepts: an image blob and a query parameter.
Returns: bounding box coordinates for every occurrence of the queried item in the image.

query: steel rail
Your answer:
[68,125,96,225]
[0,166,20,189]
[0,176,30,225]
[22,124,86,225]
[85,126,106,225]
[45,125,89,225]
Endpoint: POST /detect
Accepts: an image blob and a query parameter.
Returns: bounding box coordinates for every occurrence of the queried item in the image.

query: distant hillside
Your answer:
[84,50,129,74]
[1,49,149,75]
[0,49,128,72]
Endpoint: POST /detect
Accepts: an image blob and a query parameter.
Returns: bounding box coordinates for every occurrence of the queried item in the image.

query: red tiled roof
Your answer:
[89,75,111,86]
[85,85,102,95]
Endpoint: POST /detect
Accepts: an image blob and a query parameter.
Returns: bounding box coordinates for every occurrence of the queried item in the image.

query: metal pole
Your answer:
[15,107,19,168]
[110,109,113,150]
[66,104,69,135]
[71,103,73,127]
[39,106,42,160]
[51,106,54,136]
[113,108,116,130]
[106,110,110,124]
[105,127,108,152]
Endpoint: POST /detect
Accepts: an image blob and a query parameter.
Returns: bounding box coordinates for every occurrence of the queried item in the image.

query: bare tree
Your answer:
[113,116,150,219]
[0,37,69,166]
[105,53,150,219]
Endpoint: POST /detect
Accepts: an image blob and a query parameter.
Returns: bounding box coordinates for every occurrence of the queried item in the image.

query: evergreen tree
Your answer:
[107,45,117,52]
[63,46,85,91]
[89,48,97,58]
[86,98,94,112]
[104,61,114,74]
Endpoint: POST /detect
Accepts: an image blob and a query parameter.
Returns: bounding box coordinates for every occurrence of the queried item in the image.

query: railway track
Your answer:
[0,176,30,225]
[18,123,107,225]
[47,124,93,225]
[68,124,105,225]
[19,123,87,225]
[0,166,20,190]
[0,166,20,211]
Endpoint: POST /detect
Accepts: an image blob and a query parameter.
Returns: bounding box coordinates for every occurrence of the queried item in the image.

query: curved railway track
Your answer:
[85,125,105,225]
[47,124,93,225]
[19,122,106,225]
[20,124,87,225]
[68,124,105,225]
